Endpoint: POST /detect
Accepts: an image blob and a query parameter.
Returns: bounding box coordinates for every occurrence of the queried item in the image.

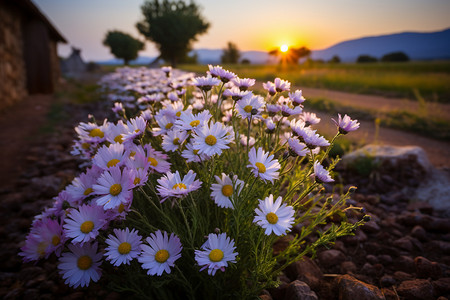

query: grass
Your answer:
[179,61,450,103]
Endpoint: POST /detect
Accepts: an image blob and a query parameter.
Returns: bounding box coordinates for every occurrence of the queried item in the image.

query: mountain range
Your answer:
[96,28,450,65]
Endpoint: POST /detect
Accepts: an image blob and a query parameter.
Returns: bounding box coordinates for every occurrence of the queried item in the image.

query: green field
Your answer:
[179,61,450,103]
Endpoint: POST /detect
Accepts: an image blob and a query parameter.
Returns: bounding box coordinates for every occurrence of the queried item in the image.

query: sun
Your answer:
[280,44,289,53]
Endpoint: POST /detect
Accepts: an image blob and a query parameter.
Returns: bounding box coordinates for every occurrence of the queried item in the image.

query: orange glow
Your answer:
[280,44,289,52]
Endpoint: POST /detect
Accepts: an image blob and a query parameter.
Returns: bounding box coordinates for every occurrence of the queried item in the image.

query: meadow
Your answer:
[180,61,450,103]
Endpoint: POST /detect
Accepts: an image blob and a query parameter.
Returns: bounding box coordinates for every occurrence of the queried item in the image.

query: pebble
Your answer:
[317,250,346,268]
[397,279,434,300]
[334,274,385,300]
[285,280,318,300]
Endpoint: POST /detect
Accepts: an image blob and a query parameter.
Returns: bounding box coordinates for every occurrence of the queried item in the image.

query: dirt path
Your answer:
[300,87,450,119]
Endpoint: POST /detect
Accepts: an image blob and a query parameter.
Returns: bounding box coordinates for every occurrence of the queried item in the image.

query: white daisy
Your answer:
[247,147,280,183]
[195,233,238,276]
[181,142,210,163]
[92,166,134,209]
[138,230,182,276]
[123,116,147,142]
[210,173,244,209]
[313,160,334,183]
[104,228,143,266]
[254,194,295,236]
[175,110,212,132]
[192,121,233,156]
[236,94,265,120]
[92,143,128,170]
[161,130,188,152]
[153,114,176,136]
[156,170,202,202]
[63,204,107,244]
[58,242,102,288]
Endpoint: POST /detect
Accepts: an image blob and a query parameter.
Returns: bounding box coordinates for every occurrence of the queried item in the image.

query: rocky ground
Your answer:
[1,87,450,299]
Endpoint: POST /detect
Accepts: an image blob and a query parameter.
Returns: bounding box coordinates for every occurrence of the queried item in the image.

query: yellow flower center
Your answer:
[114,135,123,143]
[51,235,60,246]
[148,157,158,167]
[221,185,233,197]
[209,249,224,262]
[190,120,200,127]
[81,143,90,150]
[155,249,169,263]
[37,241,47,256]
[80,221,94,234]
[118,242,132,254]
[110,183,122,196]
[255,162,266,173]
[262,113,268,119]
[176,111,181,117]
[244,105,253,113]
[77,255,92,270]
[266,212,278,224]
[89,128,104,138]
[118,203,125,213]
[134,177,141,185]
[84,187,93,196]
[172,183,187,190]
[129,151,136,158]
[107,159,121,168]
[193,149,199,155]
[165,123,173,130]
[205,135,217,146]
[173,137,180,145]
[134,129,140,133]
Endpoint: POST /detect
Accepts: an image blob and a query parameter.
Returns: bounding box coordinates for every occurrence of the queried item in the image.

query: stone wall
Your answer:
[0,3,27,111]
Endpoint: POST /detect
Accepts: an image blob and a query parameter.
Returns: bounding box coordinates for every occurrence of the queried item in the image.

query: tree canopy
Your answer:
[268,46,311,64]
[103,30,144,65]
[381,51,410,62]
[221,42,240,64]
[136,0,210,67]
[356,55,378,63]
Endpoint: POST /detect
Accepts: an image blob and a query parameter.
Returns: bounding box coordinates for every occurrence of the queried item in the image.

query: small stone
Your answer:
[411,225,428,241]
[285,280,318,300]
[393,271,414,282]
[394,256,415,273]
[380,275,396,287]
[378,255,393,265]
[415,256,442,279]
[393,237,414,252]
[432,277,450,295]
[335,274,385,300]
[340,261,357,274]
[285,258,322,290]
[318,250,346,268]
[407,202,433,214]
[397,279,434,300]
[362,220,380,233]
[365,255,378,265]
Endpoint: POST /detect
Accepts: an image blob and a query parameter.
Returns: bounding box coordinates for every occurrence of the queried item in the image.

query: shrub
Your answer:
[356,54,378,63]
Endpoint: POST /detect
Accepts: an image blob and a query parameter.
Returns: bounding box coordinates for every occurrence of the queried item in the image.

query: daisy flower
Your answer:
[140,109,153,121]
[222,87,251,102]
[92,143,128,170]
[289,90,306,107]
[181,142,210,163]
[240,133,255,147]
[287,137,309,157]
[247,147,280,183]
[74,120,109,144]
[92,166,134,209]
[65,166,102,202]
[210,173,244,209]
[128,167,149,187]
[58,242,102,288]
[192,74,221,91]
[236,94,265,120]
[104,228,143,266]
[313,160,334,183]
[195,233,238,276]
[138,230,183,276]
[192,121,232,156]
[302,129,330,149]
[123,116,147,142]
[156,170,202,201]
[167,91,179,102]
[153,114,176,136]
[232,77,255,91]
[175,110,212,132]
[208,65,236,83]
[254,194,295,236]
[104,120,128,144]
[263,81,277,96]
[161,130,188,152]
[274,77,291,92]
[63,204,107,244]
[143,145,172,173]
[266,104,281,116]
[332,113,360,134]
[301,112,321,126]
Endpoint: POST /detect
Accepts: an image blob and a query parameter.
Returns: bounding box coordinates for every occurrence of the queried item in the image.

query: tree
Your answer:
[328,55,341,64]
[103,31,144,65]
[356,55,378,63]
[221,42,240,64]
[136,0,210,67]
[268,46,311,64]
[381,51,410,62]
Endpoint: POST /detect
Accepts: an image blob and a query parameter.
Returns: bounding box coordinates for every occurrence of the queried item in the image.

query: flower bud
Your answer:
[363,215,371,222]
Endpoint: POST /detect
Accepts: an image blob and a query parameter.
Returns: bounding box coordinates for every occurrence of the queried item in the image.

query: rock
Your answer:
[335,274,385,300]
[393,237,414,252]
[30,175,62,198]
[258,290,273,300]
[378,255,393,266]
[285,280,318,300]
[394,256,415,273]
[393,271,414,282]
[340,261,357,274]
[407,201,434,214]
[285,258,322,290]
[397,279,434,300]
[360,263,376,277]
[415,256,442,279]
[362,220,380,233]
[380,275,396,287]
[432,277,450,295]
[366,255,378,265]
[411,225,428,241]
[318,250,346,268]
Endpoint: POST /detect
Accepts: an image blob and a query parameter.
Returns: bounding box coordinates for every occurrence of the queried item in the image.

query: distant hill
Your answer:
[96,28,450,65]
[311,28,450,62]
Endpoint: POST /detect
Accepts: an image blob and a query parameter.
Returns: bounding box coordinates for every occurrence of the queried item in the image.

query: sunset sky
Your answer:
[34,0,450,61]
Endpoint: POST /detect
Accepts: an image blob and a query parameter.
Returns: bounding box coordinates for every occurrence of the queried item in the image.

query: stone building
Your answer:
[0,0,67,111]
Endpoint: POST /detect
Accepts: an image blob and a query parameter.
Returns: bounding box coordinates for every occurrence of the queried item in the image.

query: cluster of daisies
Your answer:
[20,65,360,289]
